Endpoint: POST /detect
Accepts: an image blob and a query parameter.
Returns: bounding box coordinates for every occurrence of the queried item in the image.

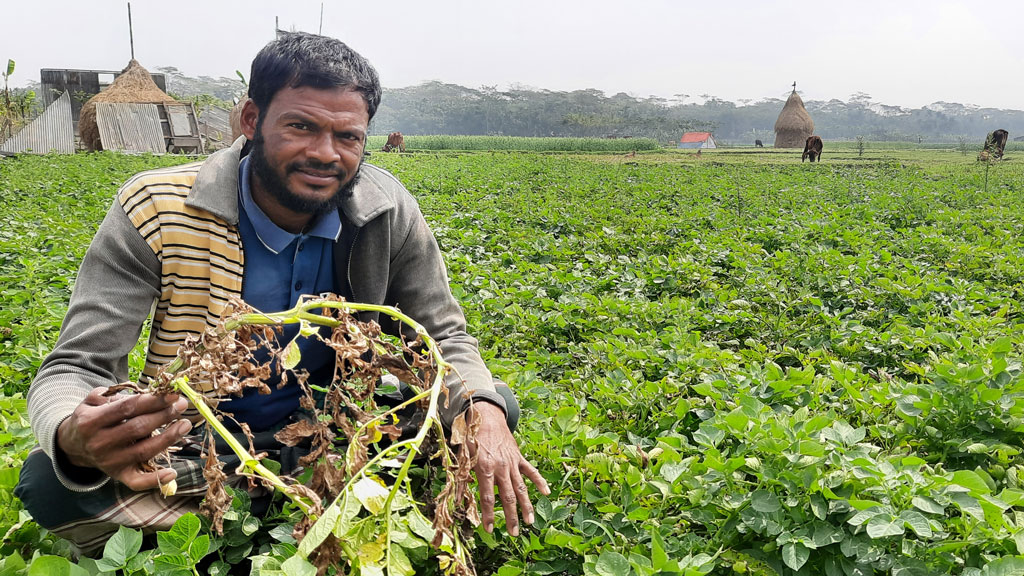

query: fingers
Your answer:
[112,401,188,442]
[520,458,550,496]
[495,463,520,536]
[477,462,497,534]
[119,465,175,492]
[109,419,190,490]
[88,391,184,430]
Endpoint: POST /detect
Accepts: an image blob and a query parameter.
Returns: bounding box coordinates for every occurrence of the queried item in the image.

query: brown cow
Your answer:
[985,129,1009,159]
[802,135,823,162]
[382,131,405,152]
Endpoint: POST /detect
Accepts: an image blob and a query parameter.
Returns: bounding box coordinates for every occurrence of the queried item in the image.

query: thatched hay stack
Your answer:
[79,60,178,151]
[774,88,814,148]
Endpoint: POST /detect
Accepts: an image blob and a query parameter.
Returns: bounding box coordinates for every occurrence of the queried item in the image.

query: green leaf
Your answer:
[188,534,210,563]
[281,555,317,576]
[899,510,933,538]
[980,557,1024,576]
[952,470,992,494]
[751,490,781,513]
[242,514,261,536]
[952,493,986,522]
[153,552,192,569]
[160,512,201,553]
[651,529,669,570]
[102,525,142,567]
[331,490,363,538]
[782,542,809,571]
[660,461,687,484]
[172,512,201,542]
[594,550,631,576]
[866,516,905,538]
[5,60,14,78]
[912,496,945,515]
[27,556,89,576]
[299,497,344,557]
[388,544,415,576]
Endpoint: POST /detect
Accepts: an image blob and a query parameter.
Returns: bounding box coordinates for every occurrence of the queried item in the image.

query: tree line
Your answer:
[369,83,1023,145]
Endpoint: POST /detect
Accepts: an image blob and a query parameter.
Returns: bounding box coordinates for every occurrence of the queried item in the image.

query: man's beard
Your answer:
[249,123,362,217]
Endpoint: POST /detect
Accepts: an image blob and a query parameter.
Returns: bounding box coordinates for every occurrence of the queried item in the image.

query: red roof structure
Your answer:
[680,132,713,143]
[678,132,717,149]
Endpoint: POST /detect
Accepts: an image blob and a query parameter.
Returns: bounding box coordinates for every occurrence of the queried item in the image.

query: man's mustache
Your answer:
[290,161,344,178]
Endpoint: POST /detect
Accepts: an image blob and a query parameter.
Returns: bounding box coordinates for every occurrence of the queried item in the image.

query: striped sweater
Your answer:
[117,164,244,386]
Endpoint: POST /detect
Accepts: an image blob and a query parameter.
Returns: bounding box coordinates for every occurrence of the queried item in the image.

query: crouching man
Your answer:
[16,32,547,556]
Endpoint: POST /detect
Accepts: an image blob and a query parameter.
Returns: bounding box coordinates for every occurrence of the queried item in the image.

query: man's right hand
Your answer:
[56,386,192,490]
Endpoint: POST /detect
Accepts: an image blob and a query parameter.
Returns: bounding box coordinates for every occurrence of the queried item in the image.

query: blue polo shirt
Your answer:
[218,156,340,430]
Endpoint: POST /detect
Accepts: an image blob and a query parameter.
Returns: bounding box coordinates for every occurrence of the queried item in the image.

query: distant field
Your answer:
[366,134,661,152]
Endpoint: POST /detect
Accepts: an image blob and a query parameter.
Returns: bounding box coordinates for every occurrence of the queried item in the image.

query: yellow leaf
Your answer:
[353,476,390,515]
[282,337,301,370]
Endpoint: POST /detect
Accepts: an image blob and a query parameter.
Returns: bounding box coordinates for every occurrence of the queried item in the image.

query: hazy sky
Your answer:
[5,0,1022,109]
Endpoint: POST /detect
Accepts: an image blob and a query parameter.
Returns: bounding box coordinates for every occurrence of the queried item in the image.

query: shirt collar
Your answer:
[238,156,342,254]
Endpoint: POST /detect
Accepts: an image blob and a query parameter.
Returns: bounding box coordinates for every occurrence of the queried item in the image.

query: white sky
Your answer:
[4,0,1022,109]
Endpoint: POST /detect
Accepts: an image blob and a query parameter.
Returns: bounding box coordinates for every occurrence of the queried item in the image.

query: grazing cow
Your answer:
[802,135,823,162]
[755,139,764,148]
[985,129,1009,159]
[382,131,406,152]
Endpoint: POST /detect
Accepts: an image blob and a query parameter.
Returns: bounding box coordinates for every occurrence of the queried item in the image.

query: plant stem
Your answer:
[171,375,317,516]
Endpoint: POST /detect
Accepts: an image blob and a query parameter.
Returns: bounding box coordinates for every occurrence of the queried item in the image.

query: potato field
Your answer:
[1,146,1024,575]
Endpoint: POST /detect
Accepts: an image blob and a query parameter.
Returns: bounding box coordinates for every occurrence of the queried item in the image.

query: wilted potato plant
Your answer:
[114,294,481,575]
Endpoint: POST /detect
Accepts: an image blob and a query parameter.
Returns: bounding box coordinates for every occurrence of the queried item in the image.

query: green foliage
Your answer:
[0,153,197,393]
[2,149,1024,573]
[366,134,661,152]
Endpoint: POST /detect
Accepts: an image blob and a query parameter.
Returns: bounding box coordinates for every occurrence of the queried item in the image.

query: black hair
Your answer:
[248,32,382,120]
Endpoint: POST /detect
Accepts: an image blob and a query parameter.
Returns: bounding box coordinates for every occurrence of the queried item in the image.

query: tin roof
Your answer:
[680,132,713,143]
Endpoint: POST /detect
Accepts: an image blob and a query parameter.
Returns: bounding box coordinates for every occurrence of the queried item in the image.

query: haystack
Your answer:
[79,60,178,151]
[774,87,814,148]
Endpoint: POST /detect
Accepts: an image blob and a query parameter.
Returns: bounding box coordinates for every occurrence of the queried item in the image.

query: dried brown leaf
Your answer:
[274,420,321,447]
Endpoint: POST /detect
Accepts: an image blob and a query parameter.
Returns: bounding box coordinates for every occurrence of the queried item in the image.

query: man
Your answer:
[16,32,547,555]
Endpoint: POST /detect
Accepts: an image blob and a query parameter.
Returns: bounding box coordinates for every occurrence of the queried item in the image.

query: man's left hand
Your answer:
[469,402,550,537]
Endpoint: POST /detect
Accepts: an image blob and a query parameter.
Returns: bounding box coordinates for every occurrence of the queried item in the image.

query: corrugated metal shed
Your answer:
[95,102,166,153]
[0,91,75,154]
[198,105,232,147]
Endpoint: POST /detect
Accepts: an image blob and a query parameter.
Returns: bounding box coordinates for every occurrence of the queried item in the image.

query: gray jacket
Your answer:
[28,138,503,491]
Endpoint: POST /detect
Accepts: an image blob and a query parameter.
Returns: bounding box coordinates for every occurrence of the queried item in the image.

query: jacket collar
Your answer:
[186,136,394,228]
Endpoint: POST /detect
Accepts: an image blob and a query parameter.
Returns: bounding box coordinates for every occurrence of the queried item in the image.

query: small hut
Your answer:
[78,60,179,151]
[774,84,814,148]
[678,132,717,149]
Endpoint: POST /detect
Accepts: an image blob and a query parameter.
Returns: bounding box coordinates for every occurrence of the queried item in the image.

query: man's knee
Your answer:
[15,449,99,531]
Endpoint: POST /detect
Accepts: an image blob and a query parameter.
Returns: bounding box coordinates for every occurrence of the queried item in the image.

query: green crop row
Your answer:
[366,134,661,152]
[2,150,1024,574]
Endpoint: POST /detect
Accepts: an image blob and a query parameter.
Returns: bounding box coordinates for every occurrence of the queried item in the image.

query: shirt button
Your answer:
[297,242,304,252]
[295,281,303,291]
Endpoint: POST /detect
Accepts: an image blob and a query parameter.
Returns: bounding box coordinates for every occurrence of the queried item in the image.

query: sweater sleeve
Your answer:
[384,205,506,428]
[27,200,161,492]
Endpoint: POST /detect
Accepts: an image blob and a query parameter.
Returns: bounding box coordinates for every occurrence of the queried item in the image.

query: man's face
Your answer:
[243,86,369,217]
